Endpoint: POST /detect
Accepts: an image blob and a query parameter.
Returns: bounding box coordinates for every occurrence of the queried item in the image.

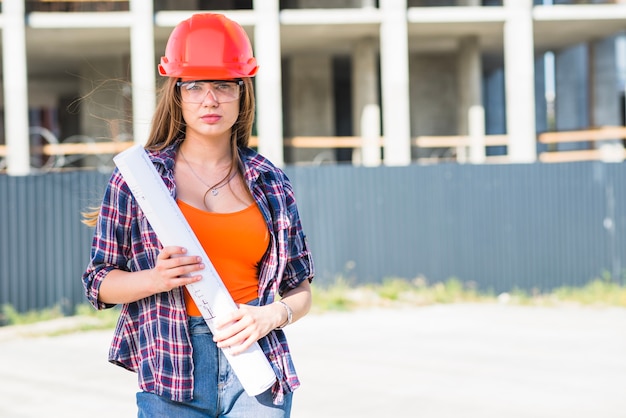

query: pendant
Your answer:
[211,188,219,196]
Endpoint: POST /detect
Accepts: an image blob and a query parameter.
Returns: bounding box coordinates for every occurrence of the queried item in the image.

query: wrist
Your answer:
[275,300,293,329]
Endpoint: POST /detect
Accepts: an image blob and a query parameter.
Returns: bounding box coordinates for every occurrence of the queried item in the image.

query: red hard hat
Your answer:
[158,13,258,79]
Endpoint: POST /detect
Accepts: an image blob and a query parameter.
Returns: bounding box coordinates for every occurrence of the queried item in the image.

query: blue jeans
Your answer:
[137,313,292,417]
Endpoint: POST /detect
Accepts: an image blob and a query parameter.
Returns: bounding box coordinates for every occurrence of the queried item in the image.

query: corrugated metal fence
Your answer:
[1,161,625,312]
[0,172,107,314]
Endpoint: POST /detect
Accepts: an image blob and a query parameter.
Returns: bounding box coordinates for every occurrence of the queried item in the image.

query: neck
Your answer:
[179,135,233,168]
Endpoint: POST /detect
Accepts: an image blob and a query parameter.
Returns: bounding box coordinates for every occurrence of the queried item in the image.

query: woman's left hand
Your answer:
[213,281,311,355]
[212,303,284,355]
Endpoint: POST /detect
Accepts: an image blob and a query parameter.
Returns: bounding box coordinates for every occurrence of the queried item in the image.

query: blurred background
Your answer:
[2,0,626,315]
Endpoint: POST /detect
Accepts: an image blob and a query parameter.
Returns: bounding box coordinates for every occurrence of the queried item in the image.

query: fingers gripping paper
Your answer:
[113,144,276,396]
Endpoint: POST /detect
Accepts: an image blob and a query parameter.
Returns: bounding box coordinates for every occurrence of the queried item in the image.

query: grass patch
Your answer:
[1,304,65,326]
[312,276,626,311]
[73,304,121,329]
[0,303,120,338]
[3,276,626,338]
[311,277,358,312]
[546,278,626,307]
[1,303,119,328]
[312,276,494,310]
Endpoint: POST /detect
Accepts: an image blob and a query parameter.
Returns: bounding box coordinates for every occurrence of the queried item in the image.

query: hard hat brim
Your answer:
[158,62,258,79]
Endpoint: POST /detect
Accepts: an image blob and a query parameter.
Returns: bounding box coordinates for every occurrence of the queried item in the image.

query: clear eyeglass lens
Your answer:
[179,81,241,103]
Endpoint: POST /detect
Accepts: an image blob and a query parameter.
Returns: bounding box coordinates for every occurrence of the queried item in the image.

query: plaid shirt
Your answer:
[82,143,314,405]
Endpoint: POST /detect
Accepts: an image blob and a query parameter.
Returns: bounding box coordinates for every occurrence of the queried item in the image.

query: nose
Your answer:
[201,87,219,105]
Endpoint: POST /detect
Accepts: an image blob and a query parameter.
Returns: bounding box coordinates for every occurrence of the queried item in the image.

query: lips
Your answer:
[201,114,222,123]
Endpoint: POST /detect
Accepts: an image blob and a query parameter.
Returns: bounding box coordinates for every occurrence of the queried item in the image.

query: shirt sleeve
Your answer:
[82,169,135,310]
[278,174,315,296]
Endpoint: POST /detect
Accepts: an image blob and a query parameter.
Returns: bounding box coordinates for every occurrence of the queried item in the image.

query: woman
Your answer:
[82,13,314,417]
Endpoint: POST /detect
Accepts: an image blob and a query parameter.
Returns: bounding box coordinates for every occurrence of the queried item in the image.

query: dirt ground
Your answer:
[1,303,625,418]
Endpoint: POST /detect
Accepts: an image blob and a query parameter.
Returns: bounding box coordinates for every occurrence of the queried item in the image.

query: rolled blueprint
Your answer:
[113,144,276,396]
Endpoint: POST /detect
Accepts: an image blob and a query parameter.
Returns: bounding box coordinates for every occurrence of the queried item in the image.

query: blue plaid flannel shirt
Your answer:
[82,142,314,405]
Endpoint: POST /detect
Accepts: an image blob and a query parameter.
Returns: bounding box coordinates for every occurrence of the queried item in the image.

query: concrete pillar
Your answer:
[288,54,334,163]
[360,105,381,166]
[3,0,30,175]
[352,38,380,166]
[380,0,411,166]
[503,0,537,162]
[468,106,486,164]
[457,36,485,163]
[254,0,284,166]
[130,0,156,145]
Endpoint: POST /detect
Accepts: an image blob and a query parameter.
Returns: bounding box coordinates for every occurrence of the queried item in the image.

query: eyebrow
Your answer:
[181,80,238,84]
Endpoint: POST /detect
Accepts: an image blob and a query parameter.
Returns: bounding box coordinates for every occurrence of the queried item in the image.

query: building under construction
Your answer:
[0,0,625,174]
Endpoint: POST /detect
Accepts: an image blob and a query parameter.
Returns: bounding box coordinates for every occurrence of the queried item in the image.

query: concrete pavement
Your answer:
[1,304,626,417]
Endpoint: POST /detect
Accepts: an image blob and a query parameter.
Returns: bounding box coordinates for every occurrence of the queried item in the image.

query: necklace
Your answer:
[179,148,237,200]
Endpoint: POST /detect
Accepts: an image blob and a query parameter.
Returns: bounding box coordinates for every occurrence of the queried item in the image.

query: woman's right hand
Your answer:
[150,246,205,293]
[98,246,204,305]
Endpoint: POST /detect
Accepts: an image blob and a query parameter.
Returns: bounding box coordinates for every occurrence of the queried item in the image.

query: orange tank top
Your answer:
[177,199,270,316]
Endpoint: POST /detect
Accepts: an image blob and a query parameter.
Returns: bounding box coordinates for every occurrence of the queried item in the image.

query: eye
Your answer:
[183,82,202,91]
[214,82,235,92]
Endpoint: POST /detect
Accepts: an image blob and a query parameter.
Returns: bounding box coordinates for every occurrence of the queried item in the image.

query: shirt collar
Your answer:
[149,141,180,174]
[148,140,270,185]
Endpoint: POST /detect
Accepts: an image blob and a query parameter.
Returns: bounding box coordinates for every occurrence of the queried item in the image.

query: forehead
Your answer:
[179,78,237,82]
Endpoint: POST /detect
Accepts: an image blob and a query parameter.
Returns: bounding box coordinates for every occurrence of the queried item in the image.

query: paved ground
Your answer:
[1,303,626,418]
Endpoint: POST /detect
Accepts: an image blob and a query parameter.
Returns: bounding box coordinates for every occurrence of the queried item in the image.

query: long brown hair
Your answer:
[145,76,255,151]
[82,77,256,227]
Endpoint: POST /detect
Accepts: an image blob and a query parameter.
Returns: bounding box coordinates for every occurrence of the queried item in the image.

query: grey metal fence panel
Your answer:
[0,171,109,313]
[284,161,626,292]
[1,161,624,313]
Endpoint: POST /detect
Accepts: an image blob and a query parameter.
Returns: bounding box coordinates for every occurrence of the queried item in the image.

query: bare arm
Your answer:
[275,279,312,325]
[98,246,204,304]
